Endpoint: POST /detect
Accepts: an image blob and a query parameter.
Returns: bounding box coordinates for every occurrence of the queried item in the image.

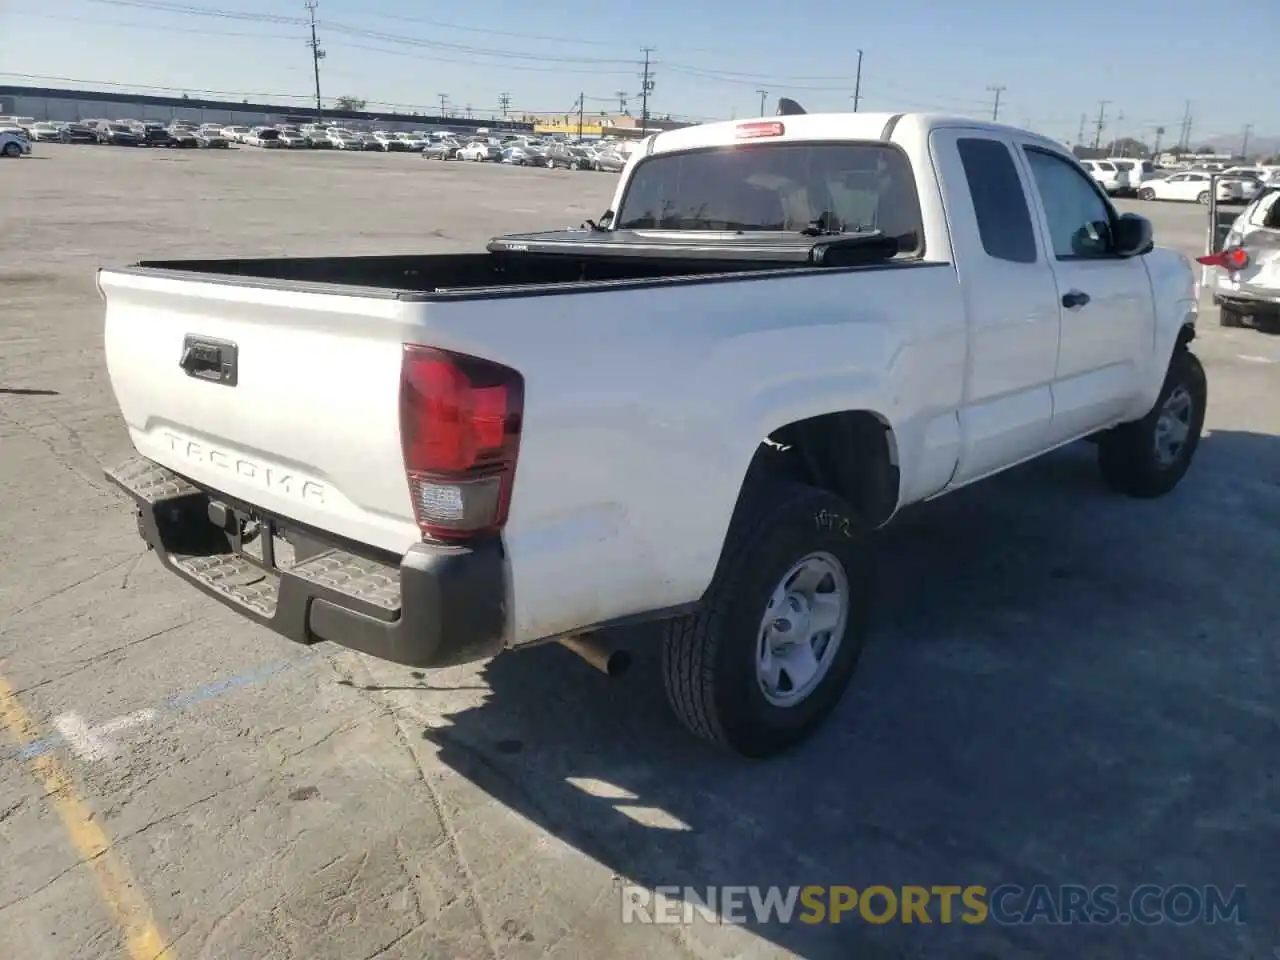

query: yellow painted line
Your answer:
[0,672,172,960]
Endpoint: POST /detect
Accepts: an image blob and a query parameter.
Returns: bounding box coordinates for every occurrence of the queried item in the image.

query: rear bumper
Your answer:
[105,456,509,668]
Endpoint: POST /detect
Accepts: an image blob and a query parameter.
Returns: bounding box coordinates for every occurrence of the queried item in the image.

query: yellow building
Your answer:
[530,114,694,137]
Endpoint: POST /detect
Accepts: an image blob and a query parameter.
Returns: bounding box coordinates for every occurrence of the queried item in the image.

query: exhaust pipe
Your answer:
[558,634,631,677]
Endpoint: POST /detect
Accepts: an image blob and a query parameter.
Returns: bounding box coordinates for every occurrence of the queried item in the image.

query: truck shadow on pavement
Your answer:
[421,431,1279,960]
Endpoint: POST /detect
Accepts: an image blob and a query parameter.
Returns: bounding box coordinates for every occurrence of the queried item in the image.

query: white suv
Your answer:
[1078,159,1131,196]
[1107,158,1156,195]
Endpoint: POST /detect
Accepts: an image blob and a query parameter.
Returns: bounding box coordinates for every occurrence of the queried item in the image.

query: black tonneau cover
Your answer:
[487,228,901,267]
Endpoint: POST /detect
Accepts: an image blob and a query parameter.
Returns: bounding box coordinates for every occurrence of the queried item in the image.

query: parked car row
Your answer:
[1136,166,1280,205]
[1075,154,1280,204]
[0,115,638,171]
[427,135,631,172]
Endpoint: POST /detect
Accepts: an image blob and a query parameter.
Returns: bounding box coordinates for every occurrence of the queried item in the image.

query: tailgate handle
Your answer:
[179,335,238,387]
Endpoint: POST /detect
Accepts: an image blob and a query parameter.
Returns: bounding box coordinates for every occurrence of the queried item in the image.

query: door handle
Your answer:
[1062,290,1091,309]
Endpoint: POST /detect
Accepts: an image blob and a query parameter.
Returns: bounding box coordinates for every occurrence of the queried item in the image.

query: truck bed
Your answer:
[125,229,904,300]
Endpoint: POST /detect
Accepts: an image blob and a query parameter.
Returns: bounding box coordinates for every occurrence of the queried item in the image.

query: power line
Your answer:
[987,85,1005,122]
[304,0,325,124]
[331,40,631,75]
[86,0,635,65]
[6,8,306,39]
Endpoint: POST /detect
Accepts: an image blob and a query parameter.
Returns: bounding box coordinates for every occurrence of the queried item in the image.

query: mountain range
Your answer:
[1195,132,1280,159]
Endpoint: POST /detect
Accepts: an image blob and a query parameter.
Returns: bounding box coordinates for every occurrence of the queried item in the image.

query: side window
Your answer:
[1023,149,1115,259]
[956,137,1037,264]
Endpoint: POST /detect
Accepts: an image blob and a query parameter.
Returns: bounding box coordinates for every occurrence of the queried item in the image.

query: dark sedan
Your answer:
[167,127,200,148]
[98,123,143,146]
[59,123,99,144]
[134,122,173,147]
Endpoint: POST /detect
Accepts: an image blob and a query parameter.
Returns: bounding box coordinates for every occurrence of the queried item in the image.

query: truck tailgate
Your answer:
[101,269,421,555]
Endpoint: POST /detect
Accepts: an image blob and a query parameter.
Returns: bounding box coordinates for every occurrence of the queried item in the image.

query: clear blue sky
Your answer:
[2,0,1276,149]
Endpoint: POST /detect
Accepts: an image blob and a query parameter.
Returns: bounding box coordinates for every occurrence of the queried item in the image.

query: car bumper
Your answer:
[105,456,510,669]
[1209,276,1280,311]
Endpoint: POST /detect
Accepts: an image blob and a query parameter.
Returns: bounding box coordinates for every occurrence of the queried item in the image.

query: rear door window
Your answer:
[955,137,1037,264]
[615,141,924,254]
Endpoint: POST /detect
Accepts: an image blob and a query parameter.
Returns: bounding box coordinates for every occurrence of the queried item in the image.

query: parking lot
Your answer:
[2,145,1278,960]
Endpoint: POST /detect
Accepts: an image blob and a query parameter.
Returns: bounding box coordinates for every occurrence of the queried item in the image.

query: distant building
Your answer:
[0,84,533,135]
[532,113,695,138]
[1155,151,1238,168]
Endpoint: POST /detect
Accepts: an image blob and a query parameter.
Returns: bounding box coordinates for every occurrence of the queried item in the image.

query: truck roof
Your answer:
[647,112,1067,157]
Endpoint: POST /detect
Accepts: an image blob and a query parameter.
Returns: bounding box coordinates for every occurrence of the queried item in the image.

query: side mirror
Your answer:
[1112,212,1153,257]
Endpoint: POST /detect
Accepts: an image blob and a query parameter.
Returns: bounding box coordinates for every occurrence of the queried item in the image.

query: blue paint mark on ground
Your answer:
[11,652,317,760]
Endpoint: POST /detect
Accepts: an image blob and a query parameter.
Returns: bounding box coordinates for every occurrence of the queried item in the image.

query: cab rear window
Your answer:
[615,142,924,254]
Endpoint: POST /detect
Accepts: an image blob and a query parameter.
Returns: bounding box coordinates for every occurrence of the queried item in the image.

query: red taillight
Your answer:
[399,345,524,541]
[1196,246,1250,270]
[735,121,785,139]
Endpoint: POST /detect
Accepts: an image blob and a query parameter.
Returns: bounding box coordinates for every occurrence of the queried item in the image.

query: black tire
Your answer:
[2,142,21,157]
[661,482,874,758]
[1138,187,1155,201]
[1219,304,1246,328]
[1097,348,1206,498]
[1196,191,1210,204]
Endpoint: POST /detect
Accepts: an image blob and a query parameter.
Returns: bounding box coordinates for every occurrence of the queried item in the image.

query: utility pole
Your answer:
[987,85,1005,122]
[1152,125,1165,159]
[1241,123,1252,159]
[615,90,628,115]
[465,105,473,119]
[851,49,863,112]
[498,92,510,117]
[437,93,448,117]
[638,47,655,134]
[1077,113,1087,145]
[304,0,325,124]
[1092,100,1109,150]
[1178,100,1191,150]
[576,92,585,138]
[756,89,768,116]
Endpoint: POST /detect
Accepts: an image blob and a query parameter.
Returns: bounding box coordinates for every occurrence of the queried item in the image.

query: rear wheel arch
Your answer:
[724,410,901,544]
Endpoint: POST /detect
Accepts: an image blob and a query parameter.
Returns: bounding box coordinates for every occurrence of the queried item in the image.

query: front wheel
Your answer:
[1138,187,1155,201]
[1097,348,1206,498]
[1196,191,1210,204]
[2,142,21,157]
[661,482,873,758]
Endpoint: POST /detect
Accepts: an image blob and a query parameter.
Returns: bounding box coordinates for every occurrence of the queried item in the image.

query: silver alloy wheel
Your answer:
[1154,384,1193,467]
[756,552,849,708]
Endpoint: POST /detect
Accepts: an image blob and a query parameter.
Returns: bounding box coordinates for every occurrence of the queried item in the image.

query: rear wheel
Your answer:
[661,482,873,758]
[1138,187,1155,201]
[1097,348,1206,498]
[1219,304,1246,328]
[2,142,21,157]
[1196,191,1210,204]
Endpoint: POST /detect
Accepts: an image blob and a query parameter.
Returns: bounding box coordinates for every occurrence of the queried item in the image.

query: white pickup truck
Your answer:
[99,108,1205,757]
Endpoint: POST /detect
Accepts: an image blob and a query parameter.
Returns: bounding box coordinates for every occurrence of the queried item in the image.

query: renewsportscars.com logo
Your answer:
[619,884,1248,926]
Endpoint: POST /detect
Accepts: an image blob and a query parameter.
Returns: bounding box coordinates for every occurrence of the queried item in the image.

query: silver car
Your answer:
[1202,185,1280,328]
